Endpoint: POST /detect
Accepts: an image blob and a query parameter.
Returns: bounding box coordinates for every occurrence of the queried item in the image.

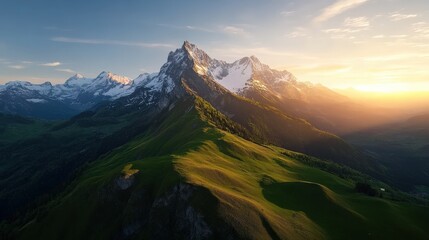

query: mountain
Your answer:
[179,44,400,135]
[0,71,148,119]
[345,112,429,191]
[1,43,398,135]
[1,41,427,239]
[3,90,428,240]
[1,41,376,219]
[93,41,376,170]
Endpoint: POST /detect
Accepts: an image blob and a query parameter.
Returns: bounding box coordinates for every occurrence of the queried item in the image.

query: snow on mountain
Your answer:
[0,71,153,119]
[0,71,144,102]
[26,98,47,103]
[137,46,190,94]
[180,41,298,95]
[0,40,345,120]
[209,58,253,92]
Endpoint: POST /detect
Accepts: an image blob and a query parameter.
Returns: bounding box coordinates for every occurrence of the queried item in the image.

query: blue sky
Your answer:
[1,0,429,92]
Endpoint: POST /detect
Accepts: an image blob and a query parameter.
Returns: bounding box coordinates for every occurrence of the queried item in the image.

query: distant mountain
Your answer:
[0,71,149,119]
[345,112,429,191]
[1,42,396,135]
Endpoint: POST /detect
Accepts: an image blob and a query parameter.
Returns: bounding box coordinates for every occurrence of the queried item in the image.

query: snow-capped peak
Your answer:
[5,81,33,87]
[182,41,212,64]
[96,71,131,85]
[72,73,84,79]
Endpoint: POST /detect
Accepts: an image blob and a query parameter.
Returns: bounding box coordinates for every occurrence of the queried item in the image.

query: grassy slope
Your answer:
[12,98,429,240]
[0,110,138,220]
[0,114,52,144]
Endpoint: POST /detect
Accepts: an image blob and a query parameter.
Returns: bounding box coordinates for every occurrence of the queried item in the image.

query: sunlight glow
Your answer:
[354,83,411,93]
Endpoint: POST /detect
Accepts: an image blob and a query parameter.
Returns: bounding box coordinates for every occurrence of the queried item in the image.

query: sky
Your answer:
[1,0,429,92]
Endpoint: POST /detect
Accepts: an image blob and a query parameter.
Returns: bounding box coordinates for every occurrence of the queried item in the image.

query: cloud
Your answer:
[390,13,417,21]
[222,26,247,36]
[363,53,429,62]
[412,22,429,38]
[322,16,369,39]
[8,65,25,69]
[323,28,361,33]
[52,37,174,48]
[390,34,408,38]
[158,23,214,32]
[56,68,75,73]
[344,17,369,27]
[280,11,295,16]
[286,27,308,38]
[185,25,214,32]
[158,23,250,37]
[210,46,318,61]
[41,62,61,67]
[372,35,385,39]
[314,0,369,23]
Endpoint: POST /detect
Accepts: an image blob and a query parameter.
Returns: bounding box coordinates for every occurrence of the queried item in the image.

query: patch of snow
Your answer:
[210,60,252,92]
[145,75,164,92]
[103,85,133,97]
[64,75,93,87]
[132,73,150,86]
[98,71,131,85]
[26,98,47,103]
[165,77,175,93]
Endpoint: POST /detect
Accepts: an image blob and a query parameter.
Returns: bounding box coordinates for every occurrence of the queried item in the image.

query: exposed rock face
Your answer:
[115,174,137,190]
[99,179,237,240]
[149,183,213,240]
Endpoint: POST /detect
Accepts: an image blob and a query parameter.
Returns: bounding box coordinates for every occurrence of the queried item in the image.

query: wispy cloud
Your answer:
[210,46,318,61]
[52,37,174,48]
[0,59,10,64]
[363,53,429,62]
[344,17,369,27]
[286,27,308,38]
[8,65,25,69]
[412,22,429,38]
[158,23,250,37]
[390,13,417,21]
[158,23,214,32]
[390,34,408,38]
[324,28,362,33]
[41,62,61,67]
[185,25,214,32]
[314,0,369,23]
[222,26,248,36]
[280,11,295,16]
[323,16,369,39]
[56,68,75,73]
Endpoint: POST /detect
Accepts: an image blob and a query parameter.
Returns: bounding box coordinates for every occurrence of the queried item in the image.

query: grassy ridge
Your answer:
[9,97,429,240]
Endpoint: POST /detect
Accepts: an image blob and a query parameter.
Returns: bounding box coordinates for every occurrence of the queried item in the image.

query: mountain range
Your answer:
[0,71,153,119]
[1,41,428,239]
